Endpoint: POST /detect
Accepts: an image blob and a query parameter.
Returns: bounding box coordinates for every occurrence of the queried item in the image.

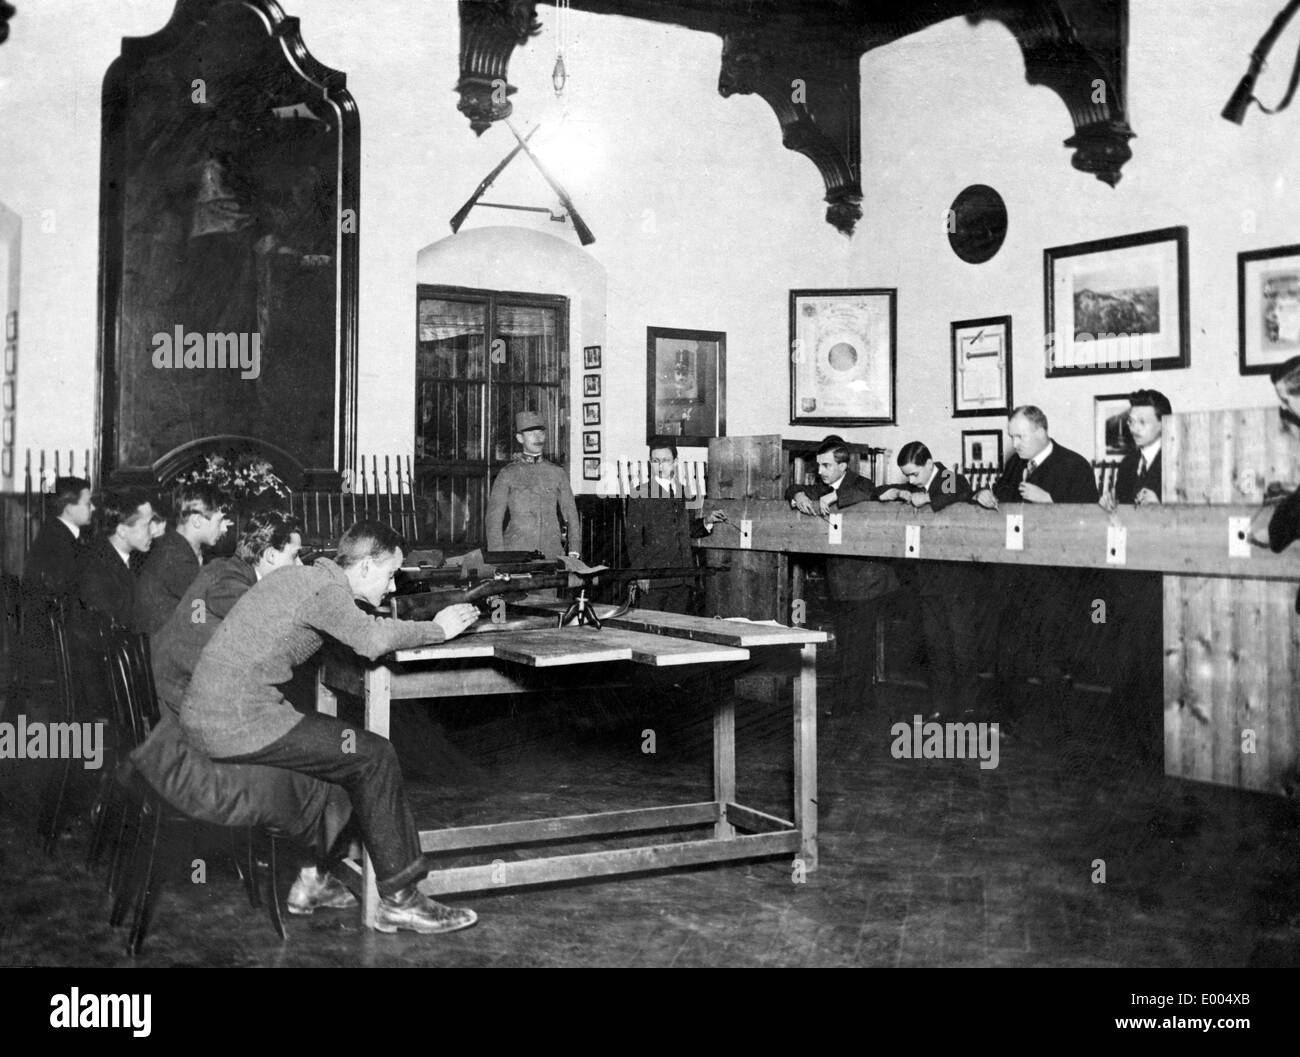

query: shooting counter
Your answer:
[695,412,1300,800]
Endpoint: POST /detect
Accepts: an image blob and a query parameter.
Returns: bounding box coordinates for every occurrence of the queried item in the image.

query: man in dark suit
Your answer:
[973,406,1097,732]
[15,477,95,706]
[134,482,231,636]
[974,405,1099,507]
[625,442,727,614]
[1101,389,1169,509]
[79,491,159,629]
[785,436,898,710]
[878,442,979,719]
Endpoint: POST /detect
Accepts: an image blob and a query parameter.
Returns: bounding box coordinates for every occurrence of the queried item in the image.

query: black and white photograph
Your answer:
[0,0,1296,1009]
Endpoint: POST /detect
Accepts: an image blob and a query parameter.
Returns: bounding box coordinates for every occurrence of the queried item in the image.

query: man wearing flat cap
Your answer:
[485,410,581,558]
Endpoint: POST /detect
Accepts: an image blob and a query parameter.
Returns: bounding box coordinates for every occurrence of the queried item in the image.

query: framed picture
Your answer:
[582,402,601,426]
[582,430,601,455]
[961,429,1003,470]
[4,343,15,375]
[2,415,13,446]
[646,326,726,447]
[583,345,602,369]
[583,374,601,398]
[1094,393,1135,460]
[951,315,1012,418]
[583,457,601,480]
[4,311,15,342]
[789,288,896,425]
[1044,226,1189,377]
[1,380,13,412]
[1238,244,1300,375]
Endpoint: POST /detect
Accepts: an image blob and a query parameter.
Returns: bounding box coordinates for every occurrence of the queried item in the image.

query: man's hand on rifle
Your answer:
[432,603,480,640]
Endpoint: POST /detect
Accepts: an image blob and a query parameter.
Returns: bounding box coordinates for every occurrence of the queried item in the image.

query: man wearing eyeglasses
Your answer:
[135,482,232,636]
[1100,390,1169,510]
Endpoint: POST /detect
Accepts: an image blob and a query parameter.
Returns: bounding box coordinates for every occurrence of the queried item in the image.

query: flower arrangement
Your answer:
[174,453,290,503]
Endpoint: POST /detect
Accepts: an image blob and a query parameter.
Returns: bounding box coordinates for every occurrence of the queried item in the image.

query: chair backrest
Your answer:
[99,622,159,751]
[45,601,78,721]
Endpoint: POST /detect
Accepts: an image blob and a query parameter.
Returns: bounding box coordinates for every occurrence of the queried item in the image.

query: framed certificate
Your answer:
[951,315,1012,418]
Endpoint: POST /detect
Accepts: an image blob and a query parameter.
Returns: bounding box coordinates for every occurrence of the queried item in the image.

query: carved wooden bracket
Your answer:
[455,0,1134,235]
[456,0,542,136]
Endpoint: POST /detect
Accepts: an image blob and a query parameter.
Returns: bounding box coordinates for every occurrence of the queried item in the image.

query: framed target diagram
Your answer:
[789,288,896,425]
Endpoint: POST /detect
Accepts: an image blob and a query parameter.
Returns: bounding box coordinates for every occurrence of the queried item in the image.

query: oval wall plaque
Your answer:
[948,184,1008,264]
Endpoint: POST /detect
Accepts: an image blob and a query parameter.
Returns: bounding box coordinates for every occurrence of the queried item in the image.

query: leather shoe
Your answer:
[287,871,359,915]
[376,887,477,935]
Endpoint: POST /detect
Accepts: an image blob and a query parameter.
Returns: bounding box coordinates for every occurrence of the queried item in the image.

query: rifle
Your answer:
[450,125,540,234]
[504,117,595,246]
[385,565,728,622]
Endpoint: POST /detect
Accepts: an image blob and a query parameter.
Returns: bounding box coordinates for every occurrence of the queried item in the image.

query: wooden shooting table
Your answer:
[315,608,826,928]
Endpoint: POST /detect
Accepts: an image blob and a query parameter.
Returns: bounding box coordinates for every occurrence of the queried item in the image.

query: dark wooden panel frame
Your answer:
[96,0,359,489]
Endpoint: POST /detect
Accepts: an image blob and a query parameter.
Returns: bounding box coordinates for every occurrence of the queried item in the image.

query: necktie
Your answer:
[1023,460,1035,483]
[1137,455,1147,479]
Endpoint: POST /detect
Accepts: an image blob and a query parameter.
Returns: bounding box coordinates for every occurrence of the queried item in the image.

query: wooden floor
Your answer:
[1,675,1298,968]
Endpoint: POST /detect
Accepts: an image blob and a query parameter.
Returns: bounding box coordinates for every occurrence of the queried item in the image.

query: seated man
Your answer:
[180,520,481,934]
[135,482,231,636]
[1101,389,1170,509]
[877,442,978,719]
[142,509,356,914]
[16,476,95,702]
[625,441,727,614]
[974,405,1098,507]
[79,490,159,628]
[784,437,898,711]
[485,410,581,559]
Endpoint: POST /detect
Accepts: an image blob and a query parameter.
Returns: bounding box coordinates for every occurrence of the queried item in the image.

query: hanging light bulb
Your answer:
[552,0,570,97]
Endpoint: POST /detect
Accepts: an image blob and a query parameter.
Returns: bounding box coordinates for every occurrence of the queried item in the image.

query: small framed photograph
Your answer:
[582,402,601,426]
[1238,244,1300,375]
[582,457,601,480]
[583,345,602,369]
[582,430,601,455]
[2,415,13,446]
[3,343,15,375]
[1094,393,1135,460]
[583,374,601,398]
[789,289,896,424]
[951,315,1012,418]
[4,311,15,342]
[1,380,13,412]
[1044,226,1189,377]
[961,429,1003,470]
[647,326,726,447]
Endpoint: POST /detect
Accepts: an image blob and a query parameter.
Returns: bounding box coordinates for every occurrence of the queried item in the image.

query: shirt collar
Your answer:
[655,477,676,492]
[829,473,845,491]
[57,515,81,539]
[1139,439,1161,463]
[110,539,132,566]
[1026,442,1054,472]
[923,464,939,490]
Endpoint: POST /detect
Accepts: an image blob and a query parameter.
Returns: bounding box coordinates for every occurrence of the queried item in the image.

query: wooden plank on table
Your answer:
[489,626,634,667]
[591,627,749,666]
[603,608,828,646]
[416,830,801,896]
[418,802,720,853]
[395,640,500,662]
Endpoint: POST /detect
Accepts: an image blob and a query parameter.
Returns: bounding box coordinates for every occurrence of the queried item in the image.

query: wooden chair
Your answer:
[102,626,288,954]
[34,601,79,856]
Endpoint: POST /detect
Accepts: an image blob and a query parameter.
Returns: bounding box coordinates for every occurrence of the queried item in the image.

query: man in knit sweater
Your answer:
[485,410,581,558]
[180,520,481,934]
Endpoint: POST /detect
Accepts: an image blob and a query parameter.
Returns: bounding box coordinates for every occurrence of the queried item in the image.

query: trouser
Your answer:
[917,564,980,713]
[829,594,891,707]
[214,713,425,898]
